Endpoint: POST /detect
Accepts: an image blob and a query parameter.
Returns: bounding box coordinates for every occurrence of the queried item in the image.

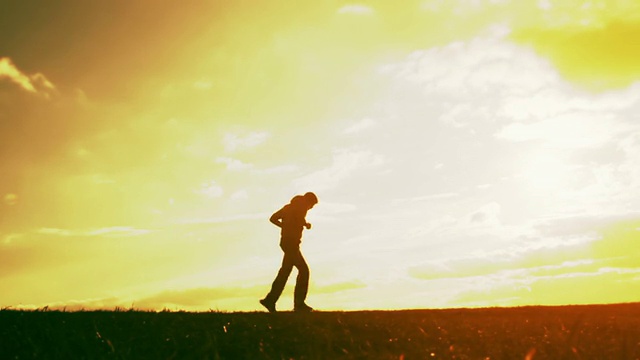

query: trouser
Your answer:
[264,243,309,306]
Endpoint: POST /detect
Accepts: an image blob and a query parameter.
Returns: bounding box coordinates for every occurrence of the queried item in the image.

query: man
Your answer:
[260,192,318,312]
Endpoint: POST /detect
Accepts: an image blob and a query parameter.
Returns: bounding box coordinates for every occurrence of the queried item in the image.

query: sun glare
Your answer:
[520,148,571,194]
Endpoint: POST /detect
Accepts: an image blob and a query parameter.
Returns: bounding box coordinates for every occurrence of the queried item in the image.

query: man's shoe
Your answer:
[294,303,314,312]
[260,299,277,313]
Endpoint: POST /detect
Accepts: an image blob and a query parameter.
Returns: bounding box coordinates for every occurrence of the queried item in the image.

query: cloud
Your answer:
[3,193,18,206]
[337,4,375,15]
[495,113,627,149]
[372,26,640,224]
[0,227,150,282]
[311,201,358,223]
[0,221,266,309]
[495,84,640,149]
[497,85,640,122]
[230,189,249,200]
[420,0,499,14]
[257,164,298,174]
[293,148,385,192]
[223,131,269,153]
[136,286,263,309]
[313,280,367,294]
[88,226,152,237]
[399,213,640,287]
[133,280,367,310]
[408,218,640,299]
[537,0,552,11]
[2,233,23,245]
[409,247,597,281]
[177,212,266,225]
[0,57,56,97]
[36,226,151,238]
[195,180,224,198]
[193,79,213,90]
[379,25,557,99]
[392,192,459,205]
[316,201,357,214]
[343,118,376,135]
[450,264,640,307]
[216,156,253,171]
[8,296,129,311]
[468,202,501,225]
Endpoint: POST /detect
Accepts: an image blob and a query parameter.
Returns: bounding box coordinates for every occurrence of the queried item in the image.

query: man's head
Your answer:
[303,192,318,210]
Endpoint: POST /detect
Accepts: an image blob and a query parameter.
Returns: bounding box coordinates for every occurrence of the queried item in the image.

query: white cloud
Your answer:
[538,0,552,11]
[315,202,357,215]
[468,202,501,226]
[223,131,269,153]
[193,79,213,90]
[373,26,640,228]
[216,157,253,171]
[495,112,629,149]
[36,226,151,237]
[87,227,152,237]
[343,118,376,134]
[392,192,459,204]
[230,190,249,200]
[196,180,224,198]
[380,28,557,98]
[0,57,56,97]
[500,83,640,123]
[337,4,375,15]
[3,193,18,206]
[420,0,445,12]
[177,212,265,225]
[495,84,640,150]
[256,164,298,174]
[409,229,600,281]
[447,262,640,307]
[2,233,23,245]
[293,148,385,192]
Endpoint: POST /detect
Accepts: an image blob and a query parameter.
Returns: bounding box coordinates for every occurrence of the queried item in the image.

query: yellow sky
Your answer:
[1,0,640,311]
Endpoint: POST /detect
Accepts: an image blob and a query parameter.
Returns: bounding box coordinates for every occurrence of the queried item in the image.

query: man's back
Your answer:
[271,196,308,241]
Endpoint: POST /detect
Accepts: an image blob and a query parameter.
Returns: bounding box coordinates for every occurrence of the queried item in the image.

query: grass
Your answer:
[1,303,639,359]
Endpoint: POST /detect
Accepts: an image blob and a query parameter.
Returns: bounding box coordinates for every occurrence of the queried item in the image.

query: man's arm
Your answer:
[270,208,284,228]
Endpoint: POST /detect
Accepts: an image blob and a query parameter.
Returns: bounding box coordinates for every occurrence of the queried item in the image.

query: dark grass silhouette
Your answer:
[1,303,639,359]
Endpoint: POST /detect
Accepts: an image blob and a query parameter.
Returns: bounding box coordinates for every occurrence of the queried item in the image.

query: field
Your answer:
[1,303,639,359]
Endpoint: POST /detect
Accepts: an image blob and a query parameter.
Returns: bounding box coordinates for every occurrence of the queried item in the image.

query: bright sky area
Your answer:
[1,0,640,311]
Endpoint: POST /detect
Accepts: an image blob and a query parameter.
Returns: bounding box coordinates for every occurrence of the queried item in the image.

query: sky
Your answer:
[1,0,640,312]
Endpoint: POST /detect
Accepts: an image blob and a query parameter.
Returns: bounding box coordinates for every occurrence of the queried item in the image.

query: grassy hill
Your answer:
[1,303,639,359]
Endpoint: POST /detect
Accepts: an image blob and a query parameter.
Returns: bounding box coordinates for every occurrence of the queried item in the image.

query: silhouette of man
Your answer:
[260,192,318,312]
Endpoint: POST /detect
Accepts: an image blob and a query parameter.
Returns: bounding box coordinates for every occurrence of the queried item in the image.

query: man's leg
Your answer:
[293,250,311,309]
[263,250,295,307]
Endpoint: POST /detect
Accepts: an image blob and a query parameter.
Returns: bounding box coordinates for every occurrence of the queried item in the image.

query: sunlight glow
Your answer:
[520,149,571,194]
